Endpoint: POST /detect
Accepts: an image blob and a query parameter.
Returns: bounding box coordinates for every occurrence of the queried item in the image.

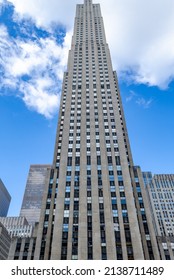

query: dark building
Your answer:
[0,178,11,217]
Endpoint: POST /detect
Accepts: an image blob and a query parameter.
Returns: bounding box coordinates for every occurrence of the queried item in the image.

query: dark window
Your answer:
[67,157,72,166]
[101,246,107,260]
[115,156,121,165]
[97,156,101,165]
[75,157,80,166]
[87,177,91,186]
[107,156,112,165]
[87,156,91,165]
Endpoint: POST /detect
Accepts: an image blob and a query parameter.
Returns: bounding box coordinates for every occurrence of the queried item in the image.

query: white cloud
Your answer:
[7,0,174,90]
[9,0,79,30]
[20,81,60,119]
[126,90,153,109]
[99,0,174,89]
[126,90,136,102]
[136,98,153,109]
[1,0,174,118]
[0,24,71,118]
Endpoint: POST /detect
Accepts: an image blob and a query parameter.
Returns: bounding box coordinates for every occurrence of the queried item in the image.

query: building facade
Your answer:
[143,173,174,237]
[33,0,159,260]
[8,224,39,260]
[20,165,51,225]
[143,173,174,259]
[0,222,11,260]
[2,165,50,260]
[0,178,11,217]
[0,216,33,238]
[129,167,160,259]
[0,217,38,260]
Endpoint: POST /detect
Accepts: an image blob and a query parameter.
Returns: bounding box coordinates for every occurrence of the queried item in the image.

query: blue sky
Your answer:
[0,0,174,216]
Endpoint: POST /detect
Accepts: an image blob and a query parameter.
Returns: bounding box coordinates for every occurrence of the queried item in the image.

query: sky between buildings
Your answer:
[0,0,174,216]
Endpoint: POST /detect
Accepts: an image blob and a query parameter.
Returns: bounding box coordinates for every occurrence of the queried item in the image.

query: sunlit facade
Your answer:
[33,0,160,260]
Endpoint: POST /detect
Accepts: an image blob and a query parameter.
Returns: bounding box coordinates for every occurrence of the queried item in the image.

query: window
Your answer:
[97,156,101,165]
[107,156,112,165]
[87,156,91,165]
[67,157,72,166]
[115,156,121,165]
[75,157,80,166]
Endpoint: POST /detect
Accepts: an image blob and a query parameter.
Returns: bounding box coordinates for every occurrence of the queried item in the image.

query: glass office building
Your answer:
[0,178,11,217]
[20,165,51,225]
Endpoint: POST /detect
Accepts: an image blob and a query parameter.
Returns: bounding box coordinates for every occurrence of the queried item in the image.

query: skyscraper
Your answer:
[20,165,51,225]
[0,178,11,217]
[34,0,159,260]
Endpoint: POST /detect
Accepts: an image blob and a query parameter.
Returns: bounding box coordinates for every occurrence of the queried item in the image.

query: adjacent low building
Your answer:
[0,217,37,260]
[0,221,11,260]
[8,223,39,260]
[0,165,51,260]
[143,173,174,260]
[0,216,33,238]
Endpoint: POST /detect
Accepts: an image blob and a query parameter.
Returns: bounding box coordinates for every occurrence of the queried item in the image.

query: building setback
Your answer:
[32,0,160,260]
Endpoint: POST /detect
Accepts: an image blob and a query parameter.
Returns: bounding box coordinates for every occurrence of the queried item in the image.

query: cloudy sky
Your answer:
[0,0,174,216]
